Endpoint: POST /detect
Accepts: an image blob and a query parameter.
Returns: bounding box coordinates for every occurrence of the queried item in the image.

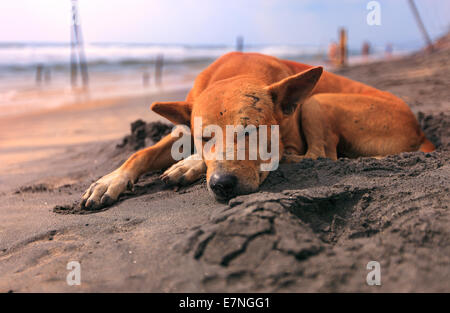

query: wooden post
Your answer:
[236,36,244,52]
[70,4,78,88]
[338,27,347,67]
[76,21,89,88]
[407,0,434,51]
[155,54,164,87]
[36,64,43,85]
[70,0,89,89]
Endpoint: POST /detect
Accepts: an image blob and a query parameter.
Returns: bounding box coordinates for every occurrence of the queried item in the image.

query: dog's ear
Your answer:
[265,66,323,115]
[150,101,192,126]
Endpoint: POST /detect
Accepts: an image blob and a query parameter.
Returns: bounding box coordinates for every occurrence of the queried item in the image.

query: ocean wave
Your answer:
[0,42,413,75]
[0,43,327,69]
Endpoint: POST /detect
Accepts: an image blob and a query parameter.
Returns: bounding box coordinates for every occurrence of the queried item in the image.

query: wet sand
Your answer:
[0,91,185,192]
[0,46,449,292]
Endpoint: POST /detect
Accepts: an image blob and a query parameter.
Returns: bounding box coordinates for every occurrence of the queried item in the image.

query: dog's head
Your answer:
[151,66,322,201]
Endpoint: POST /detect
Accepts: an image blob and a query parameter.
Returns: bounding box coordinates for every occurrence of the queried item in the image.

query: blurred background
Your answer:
[0,0,449,116]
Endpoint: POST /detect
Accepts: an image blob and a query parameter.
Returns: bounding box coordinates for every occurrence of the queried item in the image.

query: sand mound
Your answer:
[48,112,449,291]
[168,112,449,291]
[116,120,172,151]
[418,112,450,150]
[175,150,449,291]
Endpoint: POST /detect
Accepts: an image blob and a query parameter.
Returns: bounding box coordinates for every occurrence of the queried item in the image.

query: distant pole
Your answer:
[236,36,244,52]
[36,64,44,85]
[407,0,434,51]
[70,4,78,87]
[70,0,89,89]
[338,27,347,67]
[155,54,164,87]
[76,10,89,88]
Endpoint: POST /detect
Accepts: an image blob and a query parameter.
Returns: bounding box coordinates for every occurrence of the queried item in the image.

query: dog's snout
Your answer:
[209,173,237,200]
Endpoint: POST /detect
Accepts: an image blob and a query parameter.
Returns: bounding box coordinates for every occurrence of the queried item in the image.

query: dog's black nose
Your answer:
[209,173,237,200]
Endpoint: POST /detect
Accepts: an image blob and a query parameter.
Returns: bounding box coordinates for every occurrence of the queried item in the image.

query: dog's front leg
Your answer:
[160,154,206,186]
[81,134,181,209]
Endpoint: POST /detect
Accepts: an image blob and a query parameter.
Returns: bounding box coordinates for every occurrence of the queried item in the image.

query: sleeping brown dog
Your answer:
[81,52,434,208]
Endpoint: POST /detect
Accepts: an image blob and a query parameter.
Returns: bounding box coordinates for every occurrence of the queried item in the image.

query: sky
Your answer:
[0,0,448,49]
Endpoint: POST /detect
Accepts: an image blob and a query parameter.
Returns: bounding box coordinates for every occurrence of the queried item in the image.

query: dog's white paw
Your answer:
[81,170,133,210]
[160,154,206,186]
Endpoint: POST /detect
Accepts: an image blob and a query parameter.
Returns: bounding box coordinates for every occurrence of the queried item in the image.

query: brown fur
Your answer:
[81,52,434,208]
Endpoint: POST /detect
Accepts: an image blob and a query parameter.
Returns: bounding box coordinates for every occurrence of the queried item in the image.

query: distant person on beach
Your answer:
[328,41,338,65]
[385,43,393,58]
[362,41,371,62]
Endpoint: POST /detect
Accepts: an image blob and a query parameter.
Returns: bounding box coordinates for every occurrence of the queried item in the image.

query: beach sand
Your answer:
[0,91,185,191]
[0,46,449,292]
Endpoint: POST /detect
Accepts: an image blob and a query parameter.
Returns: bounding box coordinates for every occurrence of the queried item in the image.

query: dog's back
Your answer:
[188,52,401,104]
[188,52,434,155]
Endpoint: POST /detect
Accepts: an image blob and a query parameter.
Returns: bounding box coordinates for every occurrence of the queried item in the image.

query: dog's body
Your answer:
[81,52,434,208]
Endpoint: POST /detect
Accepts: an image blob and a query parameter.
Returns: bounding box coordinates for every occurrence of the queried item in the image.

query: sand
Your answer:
[0,47,449,292]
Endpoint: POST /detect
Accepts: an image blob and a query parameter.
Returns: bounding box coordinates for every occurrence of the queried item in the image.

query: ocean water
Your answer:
[0,42,406,116]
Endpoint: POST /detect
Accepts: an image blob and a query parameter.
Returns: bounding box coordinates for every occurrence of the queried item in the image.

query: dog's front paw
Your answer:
[160,154,206,186]
[81,170,133,210]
